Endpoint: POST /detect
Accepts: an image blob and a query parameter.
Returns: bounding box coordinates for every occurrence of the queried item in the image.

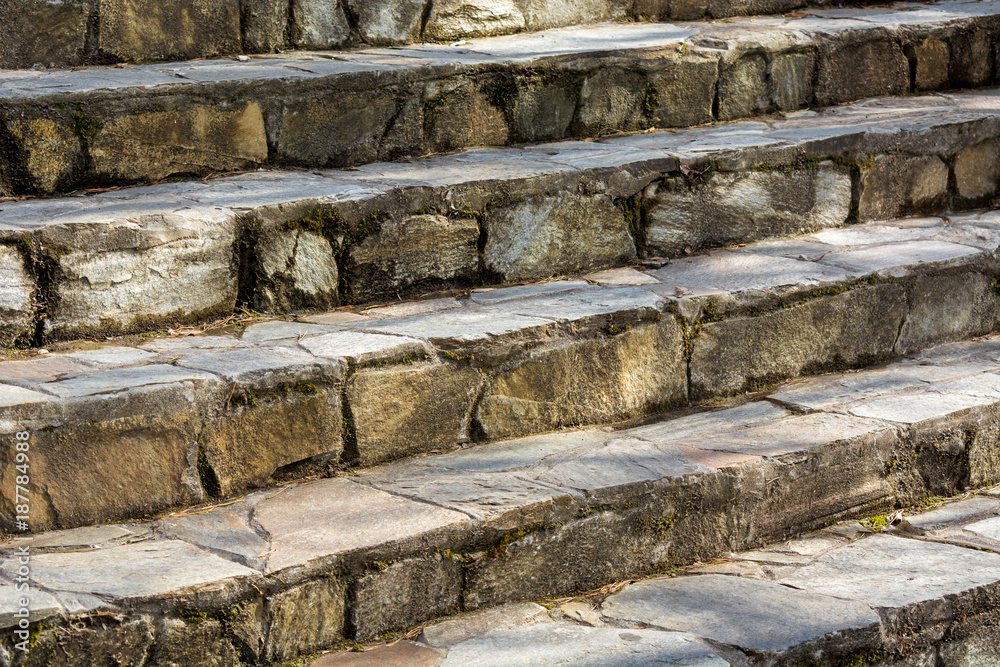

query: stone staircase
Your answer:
[4,0,1000,664]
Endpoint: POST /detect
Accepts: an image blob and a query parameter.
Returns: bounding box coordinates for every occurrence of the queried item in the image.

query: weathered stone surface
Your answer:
[298,330,429,365]
[343,0,427,44]
[349,214,479,302]
[421,602,551,647]
[423,79,509,152]
[690,284,906,399]
[911,37,950,91]
[856,155,949,221]
[24,617,155,667]
[602,575,879,656]
[159,508,269,569]
[424,0,525,41]
[507,76,578,142]
[438,622,728,666]
[289,0,352,49]
[516,0,629,30]
[312,642,445,666]
[949,28,993,89]
[90,102,267,183]
[347,362,483,465]
[645,164,850,256]
[254,227,340,312]
[476,321,686,440]
[717,55,769,121]
[201,391,343,495]
[483,193,635,282]
[954,139,1000,207]
[0,245,36,347]
[770,50,814,111]
[266,579,345,661]
[43,213,239,338]
[98,0,241,62]
[0,0,89,69]
[240,0,289,52]
[253,478,468,573]
[3,118,82,193]
[647,53,718,128]
[575,68,647,136]
[150,619,242,667]
[352,556,462,639]
[896,271,999,354]
[814,34,909,106]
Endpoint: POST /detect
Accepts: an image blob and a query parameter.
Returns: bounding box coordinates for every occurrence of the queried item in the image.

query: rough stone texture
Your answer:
[689,284,906,399]
[717,55,769,121]
[89,102,268,183]
[423,0,525,41]
[348,214,479,302]
[3,118,82,193]
[648,53,719,128]
[421,602,551,647]
[949,28,993,89]
[97,0,241,62]
[312,642,445,666]
[645,164,851,256]
[347,362,483,465]
[43,213,239,339]
[423,79,509,151]
[575,68,647,136]
[266,579,345,662]
[351,556,463,639]
[770,50,814,111]
[476,321,687,439]
[254,227,340,312]
[857,155,950,222]
[240,0,289,52]
[516,0,629,30]
[483,193,635,282]
[0,0,90,69]
[507,75,578,142]
[289,0,352,49]
[954,139,1000,208]
[912,37,950,91]
[201,391,343,496]
[814,33,909,106]
[0,245,36,347]
[150,619,243,667]
[343,0,427,45]
[896,271,999,354]
[24,618,155,667]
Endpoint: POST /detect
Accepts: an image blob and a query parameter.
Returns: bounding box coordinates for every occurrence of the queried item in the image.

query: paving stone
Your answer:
[906,497,1000,530]
[158,509,269,569]
[298,330,429,365]
[173,346,342,389]
[644,164,851,256]
[583,267,660,285]
[347,361,483,465]
[602,574,879,657]
[779,534,1000,608]
[251,478,468,573]
[4,540,255,600]
[420,602,552,647]
[436,623,729,666]
[241,321,345,342]
[0,579,63,627]
[819,239,982,277]
[362,297,462,319]
[311,641,445,666]
[353,310,555,348]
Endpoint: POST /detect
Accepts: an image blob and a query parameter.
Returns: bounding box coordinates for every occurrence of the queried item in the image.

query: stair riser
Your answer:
[1,0,875,70]
[3,14,1000,195]
[3,97,1000,347]
[4,389,998,664]
[3,247,998,533]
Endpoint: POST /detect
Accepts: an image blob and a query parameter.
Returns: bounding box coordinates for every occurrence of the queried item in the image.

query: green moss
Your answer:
[606,322,632,336]
[643,83,659,116]
[489,526,536,558]
[635,514,677,533]
[71,113,102,141]
[182,609,208,623]
[16,238,31,255]
[860,514,889,531]
[295,383,318,394]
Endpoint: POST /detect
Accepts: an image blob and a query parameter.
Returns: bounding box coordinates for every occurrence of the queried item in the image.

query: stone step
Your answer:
[312,492,1000,666]
[3,88,1000,346]
[4,335,1000,664]
[3,0,999,195]
[0,0,894,71]
[2,207,1000,532]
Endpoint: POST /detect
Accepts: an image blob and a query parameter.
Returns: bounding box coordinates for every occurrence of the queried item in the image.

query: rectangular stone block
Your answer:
[910,36,950,91]
[647,51,718,128]
[0,245,36,348]
[689,284,907,400]
[0,0,89,69]
[644,163,851,257]
[814,34,908,106]
[241,0,289,52]
[98,0,241,62]
[289,0,351,49]
[3,117,84,194]
[896,271,1000,354]
[717,54,769,121]
[266,579,345,662]
[953,139,1000,209]
[475,320,687,440]
[347,361,483,466]
[857,155,949,221]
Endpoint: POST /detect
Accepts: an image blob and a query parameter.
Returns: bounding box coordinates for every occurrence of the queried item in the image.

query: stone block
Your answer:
[507,75,578,142]
[896,271,999,354]
[348,214,479,302]
[149,619,242,667]
[0,245,36,347]
[476,321,687,440]
[857,155,948,221]
[0,0,89,69]
[516,0,628,30]
[954,139,1000,208]
[240,0,288,52]
[770,50,814,111]
[483,193,635,282]
[910,37,950,91]
[689,284,907,399]
[289,0,351,49]
[3,117,83,194]
[424,78,509,152]
[265,579,345,661]
[647,52,718,128]
[423,0,525,41]
[645,164,851,257]
[574,67,647,136]
[24,618,154,667]
[949,28,993,89]
[253,227,340,312]
[351,556,462,639]
[717,54,769,121]
[707,0,801,17]
[347,362,483,466]
[97,0,241,62]
[814,35,908,106]
[89,102,268,183]
[343,0,427,45]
